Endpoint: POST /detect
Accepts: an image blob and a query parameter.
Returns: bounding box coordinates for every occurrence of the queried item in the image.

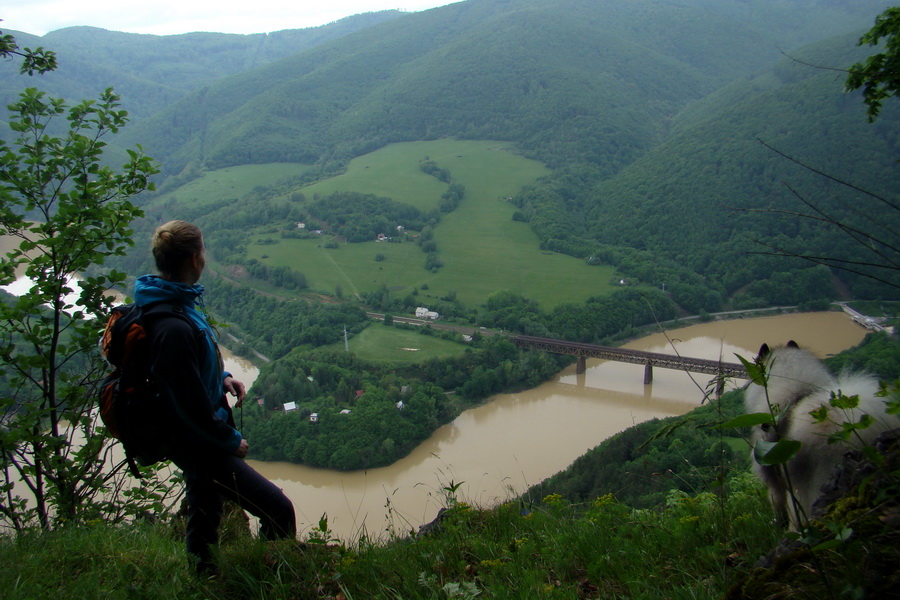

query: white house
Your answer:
[283,401,297,412]
[310,412,319,423]
[415,306,440,320]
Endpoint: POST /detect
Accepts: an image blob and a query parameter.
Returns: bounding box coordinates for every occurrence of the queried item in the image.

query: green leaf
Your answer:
[736,353,766,386]
[753,438,802,466]
[813,526,853,551]
[829,391,860,410]
[717,412,774,429]
[809,405,829,423]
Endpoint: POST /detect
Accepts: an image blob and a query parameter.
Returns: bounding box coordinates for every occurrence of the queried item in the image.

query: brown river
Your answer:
[221,310,867,542]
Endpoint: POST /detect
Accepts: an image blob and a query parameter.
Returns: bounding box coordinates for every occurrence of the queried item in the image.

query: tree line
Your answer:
[241,334,566,470]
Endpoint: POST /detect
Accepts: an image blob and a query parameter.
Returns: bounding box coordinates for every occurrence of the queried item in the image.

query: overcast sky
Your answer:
[3,0,457,37]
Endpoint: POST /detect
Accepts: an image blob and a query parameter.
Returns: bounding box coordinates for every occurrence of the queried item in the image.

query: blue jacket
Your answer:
[134,274,242,454]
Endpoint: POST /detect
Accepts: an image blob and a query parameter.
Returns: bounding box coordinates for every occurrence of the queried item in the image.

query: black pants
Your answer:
[172,451,296,567]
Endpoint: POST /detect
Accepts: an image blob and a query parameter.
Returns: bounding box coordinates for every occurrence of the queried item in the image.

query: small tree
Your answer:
[0,31,162,530]
[744,6,900,294]
[845,7,900,122]
[0,27,57,75]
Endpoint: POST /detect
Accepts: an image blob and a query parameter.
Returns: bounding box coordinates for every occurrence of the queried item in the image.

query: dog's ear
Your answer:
[786,340,799,349]
[757,343,771,360]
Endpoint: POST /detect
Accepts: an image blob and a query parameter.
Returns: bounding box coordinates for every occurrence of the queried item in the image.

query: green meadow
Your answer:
[325,323,470,364]
[299,141,451,212]
[241,139,617,309]
[161,163,314,208]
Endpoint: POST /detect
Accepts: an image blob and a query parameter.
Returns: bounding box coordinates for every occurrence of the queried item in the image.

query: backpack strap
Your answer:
[138,302,206,351]
[140,301,195,327]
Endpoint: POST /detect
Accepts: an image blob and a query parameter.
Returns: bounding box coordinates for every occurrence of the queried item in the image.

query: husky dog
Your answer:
[744,341,896,529]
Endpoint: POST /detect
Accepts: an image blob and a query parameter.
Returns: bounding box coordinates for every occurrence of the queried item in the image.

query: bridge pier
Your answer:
[510,335,747,383]
[576,356,586,374]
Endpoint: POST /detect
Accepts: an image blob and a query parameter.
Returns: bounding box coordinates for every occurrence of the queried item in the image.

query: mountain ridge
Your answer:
[3,0,897,302]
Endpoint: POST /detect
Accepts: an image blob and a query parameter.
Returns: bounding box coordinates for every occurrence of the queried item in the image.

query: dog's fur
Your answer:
[744,341,896,529]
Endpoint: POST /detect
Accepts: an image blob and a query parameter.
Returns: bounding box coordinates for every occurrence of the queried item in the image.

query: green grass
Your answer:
[299,141,451,212]
[0,473,783,600]
[334,323,470,364]
[250,235,426,301]
[241,139,616,308]
[159,163,314,208]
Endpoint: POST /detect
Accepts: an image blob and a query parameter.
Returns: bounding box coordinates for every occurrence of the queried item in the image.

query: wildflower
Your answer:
[592,493,615,509]
[543,493,566,507]
[479,559,505,569]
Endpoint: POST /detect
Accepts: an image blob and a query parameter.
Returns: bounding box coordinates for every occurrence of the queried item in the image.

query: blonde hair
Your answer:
[152,220,203,278]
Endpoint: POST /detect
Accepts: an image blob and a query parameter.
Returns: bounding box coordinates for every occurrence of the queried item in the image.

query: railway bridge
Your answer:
[510,335,747,390]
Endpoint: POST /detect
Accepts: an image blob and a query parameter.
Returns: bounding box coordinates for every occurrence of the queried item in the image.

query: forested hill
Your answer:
[115,0,894,176]
[3,0,897,303]
[0,10,404,119]
[519,29,900,304]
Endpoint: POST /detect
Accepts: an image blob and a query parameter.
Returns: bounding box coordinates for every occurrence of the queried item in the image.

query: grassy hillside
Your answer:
[110,0,897,305]
[155,139,618,309]
[0,475,783,599]
[161,163,315,209]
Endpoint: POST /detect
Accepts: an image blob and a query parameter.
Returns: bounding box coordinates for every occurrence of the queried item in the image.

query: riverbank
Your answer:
[244,310,869,541]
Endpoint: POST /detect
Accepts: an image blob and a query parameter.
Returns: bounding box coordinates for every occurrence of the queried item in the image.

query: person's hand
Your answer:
[224,375,246,407]
[234,439,249,458]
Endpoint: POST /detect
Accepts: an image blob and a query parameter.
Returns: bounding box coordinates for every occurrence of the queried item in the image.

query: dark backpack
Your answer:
[98,301,196,477]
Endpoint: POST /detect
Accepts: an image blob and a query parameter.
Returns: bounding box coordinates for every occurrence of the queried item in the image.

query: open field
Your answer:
[158,163,314,208]
[325,323,470,363]
[298,141,451,212]
[240,139,617,308]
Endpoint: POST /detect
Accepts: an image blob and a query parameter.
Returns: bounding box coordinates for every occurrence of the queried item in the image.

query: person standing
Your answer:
[135,219,296,573]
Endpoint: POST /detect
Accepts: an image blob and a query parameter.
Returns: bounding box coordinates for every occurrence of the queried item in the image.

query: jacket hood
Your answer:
[134,274,204,308]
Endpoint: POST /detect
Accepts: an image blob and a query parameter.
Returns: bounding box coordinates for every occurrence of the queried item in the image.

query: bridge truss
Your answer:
[510,335,747,382]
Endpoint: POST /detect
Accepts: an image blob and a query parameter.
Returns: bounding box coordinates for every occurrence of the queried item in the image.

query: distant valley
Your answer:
[3,0,897,315]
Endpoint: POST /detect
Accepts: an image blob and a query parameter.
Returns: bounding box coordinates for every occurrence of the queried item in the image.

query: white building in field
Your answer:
[415,307,439,320]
